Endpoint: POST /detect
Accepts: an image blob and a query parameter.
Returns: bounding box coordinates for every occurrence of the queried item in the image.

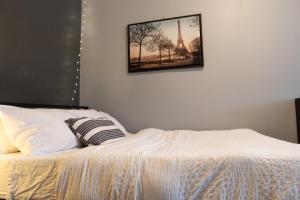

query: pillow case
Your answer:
[0,120,19,153]
[0,105,127,155]
[0,107,83,155]
[66,109,128,135]
[65,117,125,146]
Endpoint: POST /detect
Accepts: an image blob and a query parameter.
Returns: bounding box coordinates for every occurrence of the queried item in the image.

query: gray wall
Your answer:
[0,0,81,106]
[81,0,300,142]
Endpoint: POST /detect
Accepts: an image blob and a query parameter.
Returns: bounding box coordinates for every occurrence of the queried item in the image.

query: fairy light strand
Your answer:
[71,0,88,106]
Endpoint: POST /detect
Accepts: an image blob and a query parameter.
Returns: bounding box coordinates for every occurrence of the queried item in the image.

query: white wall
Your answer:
[81,0,300,142]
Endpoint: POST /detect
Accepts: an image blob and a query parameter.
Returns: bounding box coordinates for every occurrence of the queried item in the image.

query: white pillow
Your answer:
[0,107,83,155]
[0,120,19,153]
[0,106,127,155]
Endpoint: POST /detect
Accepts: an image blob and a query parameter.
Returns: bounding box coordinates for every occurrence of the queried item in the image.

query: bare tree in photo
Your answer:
[162,39,175,62]
[129,23,158,65]
[189,37,202,63]
[147,30,175,64]
[146,29,164,64]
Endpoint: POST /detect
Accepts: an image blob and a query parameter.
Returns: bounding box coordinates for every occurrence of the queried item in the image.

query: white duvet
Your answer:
[3,129,300,200]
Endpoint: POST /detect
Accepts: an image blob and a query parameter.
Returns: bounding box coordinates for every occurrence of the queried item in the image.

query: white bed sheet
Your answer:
[0,153,18,198]
[1,129,300,200]
[0,149,81,199]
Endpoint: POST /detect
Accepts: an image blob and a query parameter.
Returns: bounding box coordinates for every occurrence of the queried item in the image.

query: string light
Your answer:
[71,0,88,106]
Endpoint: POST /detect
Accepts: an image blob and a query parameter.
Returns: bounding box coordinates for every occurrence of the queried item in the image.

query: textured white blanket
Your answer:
[5,129,300,200]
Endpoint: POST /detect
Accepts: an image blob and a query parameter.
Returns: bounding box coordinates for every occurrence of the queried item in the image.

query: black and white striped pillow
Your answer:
[65,117,125,146]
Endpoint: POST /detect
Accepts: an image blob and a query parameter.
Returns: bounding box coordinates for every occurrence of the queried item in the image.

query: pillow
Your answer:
[0,105,128,135]
[0,120,19,153]
[66,109,128,135]
[0,107,83,155]
[65,117,125,146]
[0,105,127,155]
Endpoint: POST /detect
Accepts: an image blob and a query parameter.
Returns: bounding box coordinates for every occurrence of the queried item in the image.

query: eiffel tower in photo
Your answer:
[175,20,190,58]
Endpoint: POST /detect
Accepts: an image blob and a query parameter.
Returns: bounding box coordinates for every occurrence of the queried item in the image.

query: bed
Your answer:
[1,128,300,200]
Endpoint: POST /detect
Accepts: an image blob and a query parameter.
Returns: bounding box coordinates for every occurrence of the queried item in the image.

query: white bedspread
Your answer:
[3,129,300,200]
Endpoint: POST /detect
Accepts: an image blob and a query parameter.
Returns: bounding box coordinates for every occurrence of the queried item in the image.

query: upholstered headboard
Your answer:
[0,1,82,106]
[0,102,88,110]
[296,98,300,144]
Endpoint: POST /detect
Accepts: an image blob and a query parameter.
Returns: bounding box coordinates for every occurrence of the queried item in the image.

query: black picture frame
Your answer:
[128,14,204,73]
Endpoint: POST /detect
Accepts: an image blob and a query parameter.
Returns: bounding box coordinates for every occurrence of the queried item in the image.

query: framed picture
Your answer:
[128,14,204,73]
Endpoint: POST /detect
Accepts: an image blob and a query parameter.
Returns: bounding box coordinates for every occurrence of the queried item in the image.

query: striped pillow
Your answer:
[65,117,125,146]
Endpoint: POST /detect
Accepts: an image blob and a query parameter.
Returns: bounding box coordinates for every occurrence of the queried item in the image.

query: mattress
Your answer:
[1,129,300,200]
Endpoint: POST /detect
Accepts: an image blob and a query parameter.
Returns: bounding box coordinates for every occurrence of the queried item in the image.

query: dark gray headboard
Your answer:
[0,102,88,110]
[0,0,81,106]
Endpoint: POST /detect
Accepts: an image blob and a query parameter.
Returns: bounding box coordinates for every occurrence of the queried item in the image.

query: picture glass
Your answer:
[128,14,203,72]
